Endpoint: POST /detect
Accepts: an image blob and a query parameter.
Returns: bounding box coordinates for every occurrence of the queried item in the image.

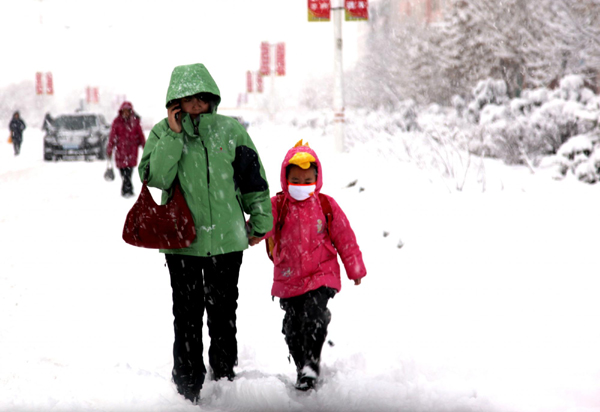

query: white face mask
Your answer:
[288,183,316,201]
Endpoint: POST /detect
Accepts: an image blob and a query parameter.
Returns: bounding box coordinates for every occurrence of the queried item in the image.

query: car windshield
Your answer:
[54,116,98,130]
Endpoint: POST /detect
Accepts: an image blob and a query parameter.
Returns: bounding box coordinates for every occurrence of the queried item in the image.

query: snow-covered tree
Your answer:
[344,0,600,109]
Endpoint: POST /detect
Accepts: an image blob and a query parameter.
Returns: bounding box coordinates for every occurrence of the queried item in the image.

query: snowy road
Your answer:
[1,123,599,412]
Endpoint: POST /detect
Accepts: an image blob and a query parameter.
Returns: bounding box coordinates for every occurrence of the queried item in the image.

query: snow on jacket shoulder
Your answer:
[267,144,366,299]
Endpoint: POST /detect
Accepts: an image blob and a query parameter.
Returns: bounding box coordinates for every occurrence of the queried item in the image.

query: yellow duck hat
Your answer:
[288,140,316,170]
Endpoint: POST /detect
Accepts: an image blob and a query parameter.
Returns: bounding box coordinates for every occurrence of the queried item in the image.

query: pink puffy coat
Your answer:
[265,145,366,299]
[106,102,146,168]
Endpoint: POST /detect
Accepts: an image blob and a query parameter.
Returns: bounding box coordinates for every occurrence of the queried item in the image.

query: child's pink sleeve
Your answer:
[326,195,367,280]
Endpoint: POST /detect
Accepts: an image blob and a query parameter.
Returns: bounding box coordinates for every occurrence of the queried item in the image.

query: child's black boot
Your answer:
[294,365,318,391]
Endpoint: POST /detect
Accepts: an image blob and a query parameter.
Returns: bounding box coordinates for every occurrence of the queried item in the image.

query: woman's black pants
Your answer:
[166,252,242,392]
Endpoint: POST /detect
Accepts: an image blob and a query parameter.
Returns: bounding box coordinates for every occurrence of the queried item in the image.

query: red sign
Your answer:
[260,42,270,76]
[256,73,263,93]
[46,72,54,95]
[87,87,99,103]
[308,0,330,21]
[36,72,43,95]
[276,43,286,76]
[345,0,368,20]
[246,71,253,93]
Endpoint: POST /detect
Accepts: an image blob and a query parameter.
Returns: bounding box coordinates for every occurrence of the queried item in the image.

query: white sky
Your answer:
[0,0,369,120]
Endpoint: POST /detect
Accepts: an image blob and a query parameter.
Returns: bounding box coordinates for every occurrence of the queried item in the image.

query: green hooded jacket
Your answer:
[138,63,273,257]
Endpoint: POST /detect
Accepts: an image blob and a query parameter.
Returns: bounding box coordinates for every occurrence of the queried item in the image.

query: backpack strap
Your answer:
[318,193,333,239]
[266,192,288,261]
[273,192,288,252]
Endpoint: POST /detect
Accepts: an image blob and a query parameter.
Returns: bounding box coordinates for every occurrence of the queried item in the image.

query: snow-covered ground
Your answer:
[1,121,599,412]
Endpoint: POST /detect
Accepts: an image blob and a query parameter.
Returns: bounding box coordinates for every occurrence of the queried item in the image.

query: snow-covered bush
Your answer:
[574,161,598,183]
[391,99,419,132]
[552,75,596,105]
[461,75,600,168]
[552,133,600,182]
[479,104,509,126]
[530,98,598,153]
[557,134,595,166]
[530,99,584,152]
[521,87,550,107]
[509,98,533,117]
[466,79,509,123]
[451,95,466,117]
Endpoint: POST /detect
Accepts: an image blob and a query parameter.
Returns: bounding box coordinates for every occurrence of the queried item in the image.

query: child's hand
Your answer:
[354,278,362,286]
[248,236,262,246]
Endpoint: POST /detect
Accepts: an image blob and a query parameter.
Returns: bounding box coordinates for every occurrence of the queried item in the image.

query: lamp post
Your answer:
[332,0,345,153]
[308,0,369,152]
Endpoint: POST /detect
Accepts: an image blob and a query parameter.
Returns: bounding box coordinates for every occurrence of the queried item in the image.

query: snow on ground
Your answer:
[1,121,599,412]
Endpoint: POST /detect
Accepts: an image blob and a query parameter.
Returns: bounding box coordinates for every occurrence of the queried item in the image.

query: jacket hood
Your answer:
[119,101,133,113]
[280,140,323,199]
[165,63,221,112]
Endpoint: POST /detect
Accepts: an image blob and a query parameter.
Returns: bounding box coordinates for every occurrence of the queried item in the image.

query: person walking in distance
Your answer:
[106,101,145,197]
[9,111,26,156]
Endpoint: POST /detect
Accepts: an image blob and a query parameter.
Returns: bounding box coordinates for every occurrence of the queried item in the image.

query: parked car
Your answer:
[43,113,111,161]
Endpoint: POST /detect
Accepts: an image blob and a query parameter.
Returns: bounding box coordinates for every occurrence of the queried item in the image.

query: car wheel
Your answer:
[44,144,53,161]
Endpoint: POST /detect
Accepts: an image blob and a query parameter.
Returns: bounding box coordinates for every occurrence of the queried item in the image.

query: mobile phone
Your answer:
[171,102,182,121]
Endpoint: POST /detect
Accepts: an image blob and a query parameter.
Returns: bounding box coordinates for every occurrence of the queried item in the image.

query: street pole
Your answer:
[332,1,345,152]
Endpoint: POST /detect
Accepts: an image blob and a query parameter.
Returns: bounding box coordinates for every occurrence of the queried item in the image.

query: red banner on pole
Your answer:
[86,87,91,103]
[260,42,270,76]
[35,72,43,95]
[246,70,253,93]
[345,0,368,21]
[46,72,54,95]
[257,73,264,93]
[308,0,330,21]
[276,43,286,76]
[93,87,100,104]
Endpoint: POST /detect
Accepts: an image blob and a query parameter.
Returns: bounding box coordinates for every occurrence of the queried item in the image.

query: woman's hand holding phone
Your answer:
[167,102,183,133]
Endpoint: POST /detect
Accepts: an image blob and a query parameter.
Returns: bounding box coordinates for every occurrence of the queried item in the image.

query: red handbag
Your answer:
[122,173,196,249]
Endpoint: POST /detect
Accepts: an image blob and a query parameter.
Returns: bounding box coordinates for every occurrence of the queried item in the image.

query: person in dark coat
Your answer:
[9,111,26,156]
[106,102,146,197]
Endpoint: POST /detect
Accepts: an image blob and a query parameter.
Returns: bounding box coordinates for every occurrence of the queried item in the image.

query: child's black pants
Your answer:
[166,252,242,392]
[279,286,336,375]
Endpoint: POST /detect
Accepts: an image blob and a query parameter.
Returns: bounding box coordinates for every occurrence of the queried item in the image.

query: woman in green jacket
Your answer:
[138,63,272,404]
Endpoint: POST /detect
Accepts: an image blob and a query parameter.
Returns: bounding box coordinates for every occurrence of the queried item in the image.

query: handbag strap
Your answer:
[143,164,150,184]
[143,164,180,195]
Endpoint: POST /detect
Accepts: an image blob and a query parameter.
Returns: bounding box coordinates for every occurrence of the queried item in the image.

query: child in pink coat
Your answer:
[264,140,367,390]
